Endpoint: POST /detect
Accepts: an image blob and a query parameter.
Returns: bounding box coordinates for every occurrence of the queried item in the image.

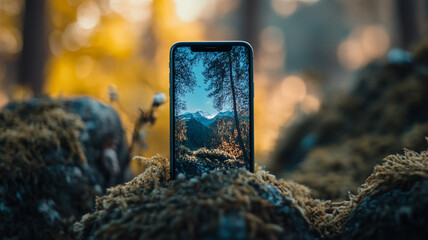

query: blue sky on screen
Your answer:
[182,56,232,116]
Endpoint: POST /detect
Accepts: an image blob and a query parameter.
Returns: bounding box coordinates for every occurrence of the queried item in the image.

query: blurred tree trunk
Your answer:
[395,0,428,48]
[242,0,260,50]
[19,0,47,96]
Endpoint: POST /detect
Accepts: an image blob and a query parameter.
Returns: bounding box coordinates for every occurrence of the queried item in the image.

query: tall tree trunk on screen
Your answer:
[228,51,249,164]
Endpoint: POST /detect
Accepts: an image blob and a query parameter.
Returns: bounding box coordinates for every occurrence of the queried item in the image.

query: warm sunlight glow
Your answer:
[361,25,390,58]
[281,75,307,103]
[0,0,24,15]
[0,26,21,54]
[173,0,211,22]
[338,25,390,70]
[271,0,298,17]
[49,30,63,56]
[301,94,320,113]
[109,0,152,23]
[299,0,319,4]
[0,90,8,108]
[62,22,92,51]
[264,85,294,151]
[75,56,95,79]
[45,0,206,175]
[260,26,285,53]
[77,1,101,30]
[337,38,366,70]
[259,26,286,71]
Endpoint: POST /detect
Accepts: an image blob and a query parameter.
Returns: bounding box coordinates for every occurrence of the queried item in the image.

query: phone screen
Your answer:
[170,42,254,178]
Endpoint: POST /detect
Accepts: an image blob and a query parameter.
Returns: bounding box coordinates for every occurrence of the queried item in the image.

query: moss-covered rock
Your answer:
[75,156,321,240]
[75,145,428,239]
[341,148,428,239]
[305,146,428,239]
[271,41,428,200]
[0,97,128,239]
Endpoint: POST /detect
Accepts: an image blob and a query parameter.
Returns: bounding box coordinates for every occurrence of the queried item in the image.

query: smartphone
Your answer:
[170,41,254,179]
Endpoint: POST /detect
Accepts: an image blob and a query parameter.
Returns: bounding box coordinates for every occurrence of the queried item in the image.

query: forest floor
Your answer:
[174,146,246,177]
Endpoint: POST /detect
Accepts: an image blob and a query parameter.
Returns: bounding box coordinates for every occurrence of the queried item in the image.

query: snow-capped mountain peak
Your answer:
[178,110,236,126]
[195,110,215,119]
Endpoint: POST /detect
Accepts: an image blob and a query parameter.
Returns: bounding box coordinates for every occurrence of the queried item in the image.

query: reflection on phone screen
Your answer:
[173,45,251,177]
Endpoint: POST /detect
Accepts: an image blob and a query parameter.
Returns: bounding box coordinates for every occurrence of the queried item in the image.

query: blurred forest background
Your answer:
[0,0,427,174]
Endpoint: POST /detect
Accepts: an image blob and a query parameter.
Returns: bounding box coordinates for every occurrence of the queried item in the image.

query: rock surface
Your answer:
[0,97,129,239]
[64,97,129,186]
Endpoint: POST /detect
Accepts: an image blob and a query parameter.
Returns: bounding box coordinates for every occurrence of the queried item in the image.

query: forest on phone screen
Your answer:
[173,46,250,176]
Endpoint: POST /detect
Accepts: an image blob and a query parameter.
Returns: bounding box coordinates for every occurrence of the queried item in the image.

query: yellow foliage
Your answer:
[219,129,243,160]
[43,0,207,176]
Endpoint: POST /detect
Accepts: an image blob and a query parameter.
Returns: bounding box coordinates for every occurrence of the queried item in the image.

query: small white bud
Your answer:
[153,93,166,106]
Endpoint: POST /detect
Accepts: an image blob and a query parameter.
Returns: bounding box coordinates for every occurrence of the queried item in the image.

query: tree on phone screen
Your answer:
[202,46,250,164]
[173,47,197,115]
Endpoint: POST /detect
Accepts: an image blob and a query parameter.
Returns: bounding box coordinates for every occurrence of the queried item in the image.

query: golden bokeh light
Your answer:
[0,90,8,108]
[173,0,212,22]
[1,0,403,176]
[0,0,24,15]
[77,1,101,30]
[281,75,307,103]
[254,74,311,162]
[61,22,93,51]
[361,25,390,58]
[75,55,95,79]
[43,0,210,174]
[109,0,153,23]
[301,94,320,113]
[0,26,22,54]
[338,25,390,70]
[49,30,63,56]
[271,0,298,17]
[260,26,285,53]
[299,0,319,4]
[259,26,286,71]
[258,49,286,71]
[338,38,366,70]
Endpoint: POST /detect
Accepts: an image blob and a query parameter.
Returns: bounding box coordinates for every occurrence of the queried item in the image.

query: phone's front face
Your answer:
[170,42,254,178]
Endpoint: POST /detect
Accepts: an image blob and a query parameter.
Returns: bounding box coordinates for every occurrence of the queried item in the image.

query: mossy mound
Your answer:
[271,42,428,200]
[288,135,400,200]
[0,97,128,239]
[76,145,428,239]
[340,148,428,239]
[75,156,321,240]
[0,99,99,239]
[307,145,428,239]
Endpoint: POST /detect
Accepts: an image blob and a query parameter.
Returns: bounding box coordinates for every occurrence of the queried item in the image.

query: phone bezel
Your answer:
[169,41,255,179]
